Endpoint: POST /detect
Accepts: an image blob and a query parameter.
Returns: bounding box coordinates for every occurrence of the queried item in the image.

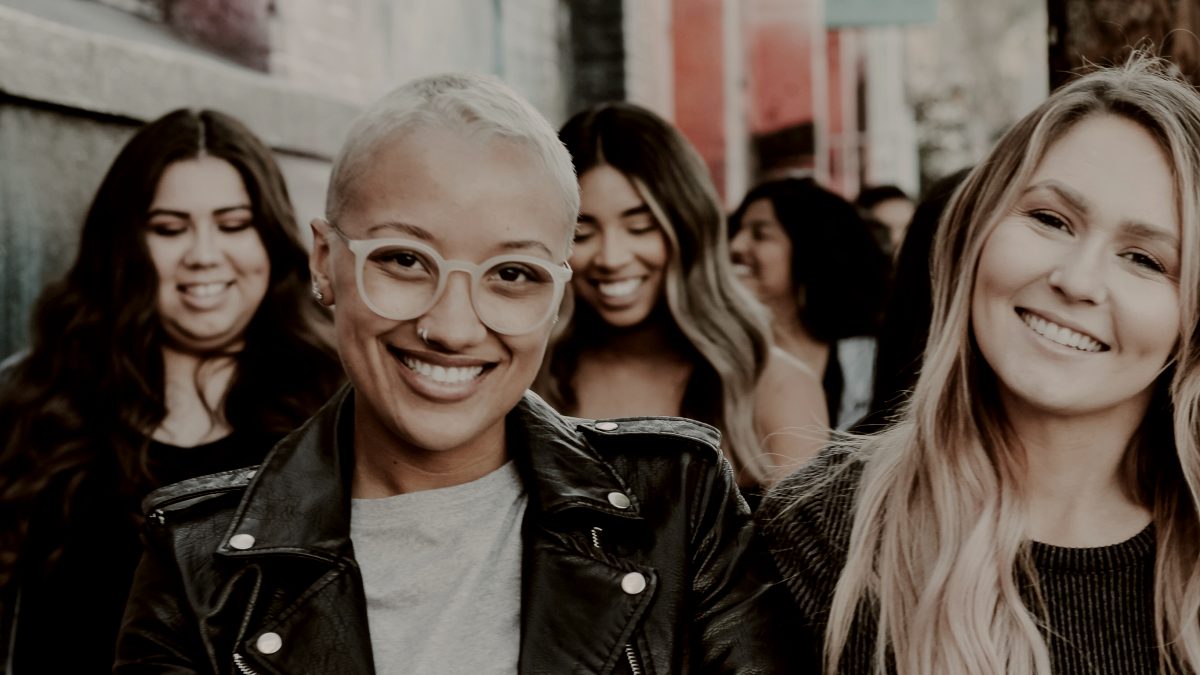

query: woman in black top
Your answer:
[729,178,889,430]
[760,56,1200,674]
[0,109,343,672]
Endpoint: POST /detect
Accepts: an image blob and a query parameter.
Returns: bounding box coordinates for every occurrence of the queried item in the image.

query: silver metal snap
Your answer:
[621,572,647,595]
[607,491,631,509]
[256,631,282,654]
[595,421,618,431]
[229,533,256,550]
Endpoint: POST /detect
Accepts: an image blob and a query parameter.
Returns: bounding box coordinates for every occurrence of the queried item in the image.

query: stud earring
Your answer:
[311,282,324,302]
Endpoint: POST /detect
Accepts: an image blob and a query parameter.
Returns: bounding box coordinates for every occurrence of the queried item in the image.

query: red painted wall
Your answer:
[672,0,727,196]
[744,0,816,135]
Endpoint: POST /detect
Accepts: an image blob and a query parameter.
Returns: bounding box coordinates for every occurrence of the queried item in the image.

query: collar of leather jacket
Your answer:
[153,384,717,562]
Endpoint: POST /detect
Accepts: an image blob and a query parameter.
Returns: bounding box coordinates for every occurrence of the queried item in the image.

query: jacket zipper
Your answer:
[590,526,644,675]
[624,642,643,675]
[232,653,260,674]
[5,587,20,674]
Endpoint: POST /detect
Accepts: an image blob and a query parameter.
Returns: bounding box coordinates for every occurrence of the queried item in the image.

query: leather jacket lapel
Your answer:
[513,393,659,674]
[210,386,373,674]
[227,562,375,675]
[519,538,657,674]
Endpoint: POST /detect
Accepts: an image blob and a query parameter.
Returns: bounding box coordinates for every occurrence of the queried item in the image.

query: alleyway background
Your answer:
[0,0,1188,357]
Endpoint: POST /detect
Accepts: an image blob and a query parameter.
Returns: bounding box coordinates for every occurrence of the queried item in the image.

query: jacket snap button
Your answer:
[621,572,647,595]
[607,491,631,509]
[229,533,256,550]
[256,631,282,654]
[596,421,618,431]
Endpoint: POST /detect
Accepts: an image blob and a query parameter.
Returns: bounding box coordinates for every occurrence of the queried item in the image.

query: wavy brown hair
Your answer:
[537,102,773,482]
[0,109,343,586]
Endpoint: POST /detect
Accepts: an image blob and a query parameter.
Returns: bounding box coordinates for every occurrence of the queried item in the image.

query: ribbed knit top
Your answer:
[757,446,1162,674]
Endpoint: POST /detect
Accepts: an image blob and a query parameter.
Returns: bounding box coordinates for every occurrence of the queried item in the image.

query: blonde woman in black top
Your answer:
[761,56,1200,674]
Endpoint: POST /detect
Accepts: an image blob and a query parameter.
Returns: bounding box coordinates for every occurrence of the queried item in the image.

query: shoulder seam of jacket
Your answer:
[140,465,259,515]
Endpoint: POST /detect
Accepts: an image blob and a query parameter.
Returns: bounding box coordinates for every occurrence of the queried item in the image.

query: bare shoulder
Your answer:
[756,347,826,422]
[761,346,820,388]
[753,347,830,479]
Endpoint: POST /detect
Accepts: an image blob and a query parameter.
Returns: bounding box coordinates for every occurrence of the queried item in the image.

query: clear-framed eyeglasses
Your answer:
[328,223,572,336]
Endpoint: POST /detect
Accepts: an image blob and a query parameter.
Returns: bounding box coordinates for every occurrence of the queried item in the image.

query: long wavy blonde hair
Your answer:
[825,56,1200,674]
[537,102,773,483]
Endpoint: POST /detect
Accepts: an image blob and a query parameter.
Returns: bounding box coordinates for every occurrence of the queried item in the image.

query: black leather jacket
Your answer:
[115,386,797,674]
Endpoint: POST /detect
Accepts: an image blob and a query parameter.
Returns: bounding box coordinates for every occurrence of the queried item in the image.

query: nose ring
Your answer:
[418,327,430,344]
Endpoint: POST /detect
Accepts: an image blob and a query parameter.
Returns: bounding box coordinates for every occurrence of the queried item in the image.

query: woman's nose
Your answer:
[418,271,488,350]
[595,231,634,269]
[1048,248,1109,305]
[182,223,221,267]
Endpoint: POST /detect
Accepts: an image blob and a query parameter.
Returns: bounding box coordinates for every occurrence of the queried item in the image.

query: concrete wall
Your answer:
[0,0,573,357]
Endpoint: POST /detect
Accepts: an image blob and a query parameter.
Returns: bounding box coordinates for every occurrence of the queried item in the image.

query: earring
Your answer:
[311,281,324,302]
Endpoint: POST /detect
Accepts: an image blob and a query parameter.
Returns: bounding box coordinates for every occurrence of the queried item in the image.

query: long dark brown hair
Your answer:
[0,109,343,585]
[537,102,773,482]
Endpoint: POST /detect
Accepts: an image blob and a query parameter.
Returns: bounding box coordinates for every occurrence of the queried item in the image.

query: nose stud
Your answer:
[418,326,430,344]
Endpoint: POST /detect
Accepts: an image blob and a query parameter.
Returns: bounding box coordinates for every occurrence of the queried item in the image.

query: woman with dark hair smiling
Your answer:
[730,177,889,429]
[0,109,343,672]
[539,102,827,501]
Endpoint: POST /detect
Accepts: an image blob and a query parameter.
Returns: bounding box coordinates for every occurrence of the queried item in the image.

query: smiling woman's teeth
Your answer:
[1020,312,1105,352]
[402,356,484,384]
[182,282,228,298]
[598,279,641,298]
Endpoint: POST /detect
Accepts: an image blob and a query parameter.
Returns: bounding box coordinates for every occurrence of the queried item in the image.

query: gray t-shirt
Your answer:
[350,461,526,675]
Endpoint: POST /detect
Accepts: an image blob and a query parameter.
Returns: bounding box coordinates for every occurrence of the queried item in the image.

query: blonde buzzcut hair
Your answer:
[325,73,579,250]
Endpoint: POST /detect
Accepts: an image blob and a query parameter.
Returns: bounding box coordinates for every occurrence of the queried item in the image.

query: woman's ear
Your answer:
[309,218,335,306]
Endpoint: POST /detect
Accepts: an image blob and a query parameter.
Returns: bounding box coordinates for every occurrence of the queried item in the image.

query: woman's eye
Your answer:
[218,220,254,233]
[626,216,658,236]
[574,226,596,243]
[373,249,428,273]
[148,222,187,236]
[1029,210,1070,232]
[496,266,533,283]
[1122,250,1166,273]
[388,252,422,268]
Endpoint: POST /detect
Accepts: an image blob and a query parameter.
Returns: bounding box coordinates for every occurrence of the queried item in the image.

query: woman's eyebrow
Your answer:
[146,208,191,219]
[499,240,554,256]
[1025,180,1090,215]
[1027,180,1178,248]
[1121,221,1179,250]
[367,220,433,240]
[578,204,649,224]
[147,205,251,220]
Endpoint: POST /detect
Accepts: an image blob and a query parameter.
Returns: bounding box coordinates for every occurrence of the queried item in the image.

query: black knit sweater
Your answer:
[756,446,1162,674]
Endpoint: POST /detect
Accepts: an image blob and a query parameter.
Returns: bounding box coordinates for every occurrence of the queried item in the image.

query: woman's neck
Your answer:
[350,402,508,498]
[153,346,237,447]
[588,309,684,360]
[1007,393,1153,547]
[766,302,830,377]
